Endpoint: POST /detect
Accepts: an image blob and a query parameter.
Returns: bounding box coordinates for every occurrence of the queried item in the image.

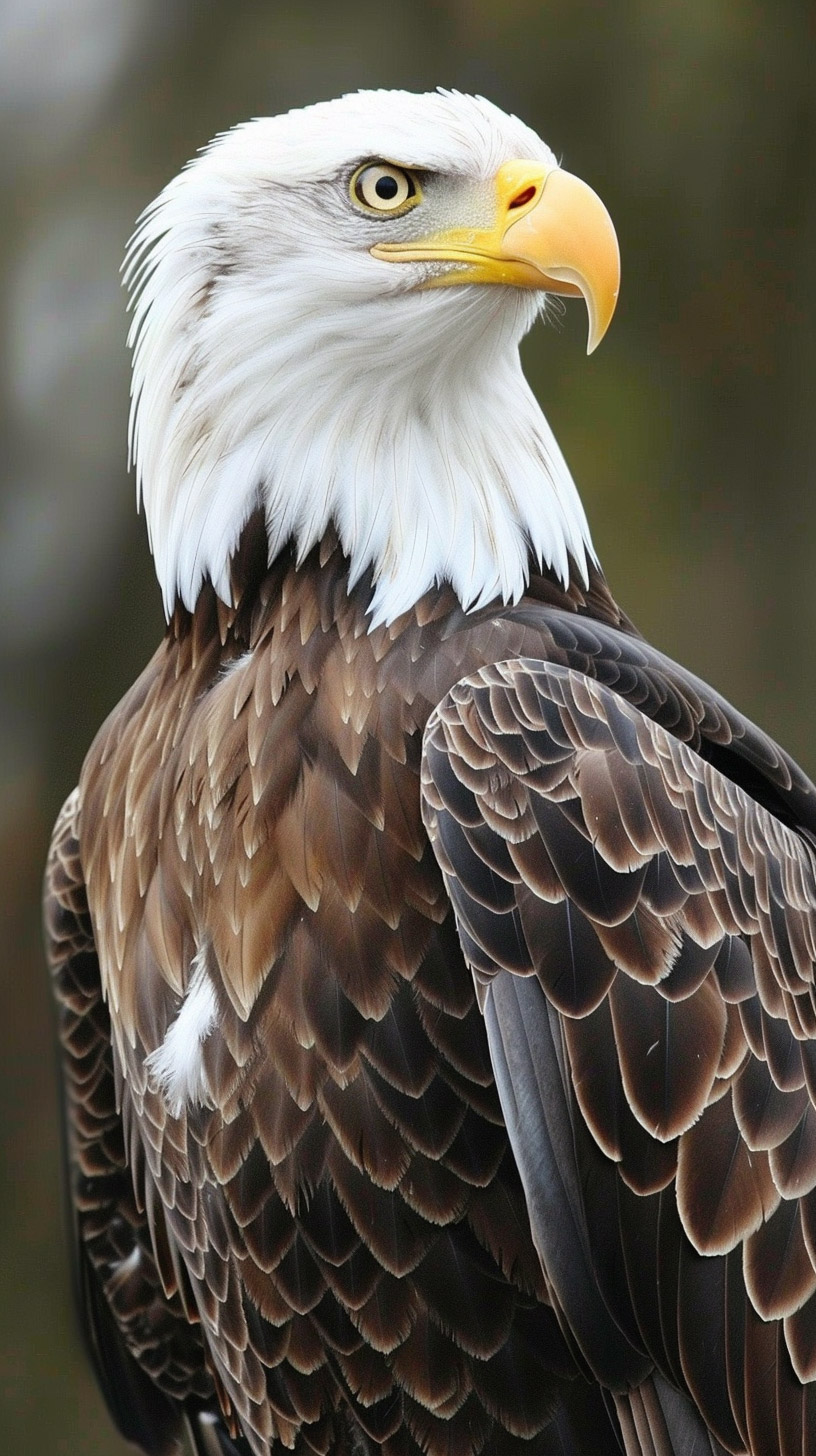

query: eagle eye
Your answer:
[351,163,421,217]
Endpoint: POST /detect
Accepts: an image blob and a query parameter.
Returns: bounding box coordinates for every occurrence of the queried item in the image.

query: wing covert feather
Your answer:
[421,658,816,1454]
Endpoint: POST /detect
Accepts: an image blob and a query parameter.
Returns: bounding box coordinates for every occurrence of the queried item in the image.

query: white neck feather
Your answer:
[126,126,595,626]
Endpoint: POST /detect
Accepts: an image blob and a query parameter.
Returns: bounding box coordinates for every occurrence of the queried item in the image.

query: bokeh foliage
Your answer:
[2,1,816,1450]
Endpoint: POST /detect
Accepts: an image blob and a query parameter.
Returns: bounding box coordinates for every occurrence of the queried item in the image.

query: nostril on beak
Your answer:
[508,186,537,210]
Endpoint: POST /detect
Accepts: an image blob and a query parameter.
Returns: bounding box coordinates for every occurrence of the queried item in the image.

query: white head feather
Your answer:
[124,89,596,626]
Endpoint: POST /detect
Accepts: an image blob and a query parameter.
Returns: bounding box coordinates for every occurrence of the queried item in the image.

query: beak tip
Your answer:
[585,284,619,355]
[584,315,607,356]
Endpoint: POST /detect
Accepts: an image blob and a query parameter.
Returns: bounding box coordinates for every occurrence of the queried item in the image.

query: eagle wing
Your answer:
[421,657,816,1456]
[44,789,241,1456]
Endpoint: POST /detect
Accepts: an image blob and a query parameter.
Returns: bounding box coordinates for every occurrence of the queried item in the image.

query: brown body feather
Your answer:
[48,528,632,1456]
[46,523,816,1455]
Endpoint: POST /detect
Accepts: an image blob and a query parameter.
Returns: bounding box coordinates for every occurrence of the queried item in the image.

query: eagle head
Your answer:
[125,89,619,625]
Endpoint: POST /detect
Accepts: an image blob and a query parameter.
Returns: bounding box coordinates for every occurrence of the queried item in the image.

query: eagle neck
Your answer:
[137,285,596,628]
[169,519,628,665]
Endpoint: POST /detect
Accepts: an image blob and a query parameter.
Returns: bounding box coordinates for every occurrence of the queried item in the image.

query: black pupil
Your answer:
[375,174,400,200]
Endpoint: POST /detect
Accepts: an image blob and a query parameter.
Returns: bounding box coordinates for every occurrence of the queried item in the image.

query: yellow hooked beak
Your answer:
[371,161,620,354]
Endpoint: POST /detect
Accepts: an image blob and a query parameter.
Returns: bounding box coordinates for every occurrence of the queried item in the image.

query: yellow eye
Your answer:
[351,163,420,216]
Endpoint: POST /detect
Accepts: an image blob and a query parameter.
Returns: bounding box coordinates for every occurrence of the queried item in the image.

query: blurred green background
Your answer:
[2,0,816,1451]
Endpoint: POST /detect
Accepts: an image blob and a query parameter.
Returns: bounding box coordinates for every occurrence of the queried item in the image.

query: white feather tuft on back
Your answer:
[145,948,217,1117]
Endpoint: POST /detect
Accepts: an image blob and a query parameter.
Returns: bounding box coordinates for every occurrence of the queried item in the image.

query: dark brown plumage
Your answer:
[46,519,816,1456]
[45,533,630,1456]
[423,657,816,1456]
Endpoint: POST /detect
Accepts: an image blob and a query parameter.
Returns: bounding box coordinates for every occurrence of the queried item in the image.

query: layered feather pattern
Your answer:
[47,524,816,1454]
[46,502,816,1456]
[50,540,656,1456]
[422,657,816,1454]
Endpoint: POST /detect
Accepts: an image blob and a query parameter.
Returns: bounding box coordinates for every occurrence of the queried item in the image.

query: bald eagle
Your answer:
[45,90,816,1456]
